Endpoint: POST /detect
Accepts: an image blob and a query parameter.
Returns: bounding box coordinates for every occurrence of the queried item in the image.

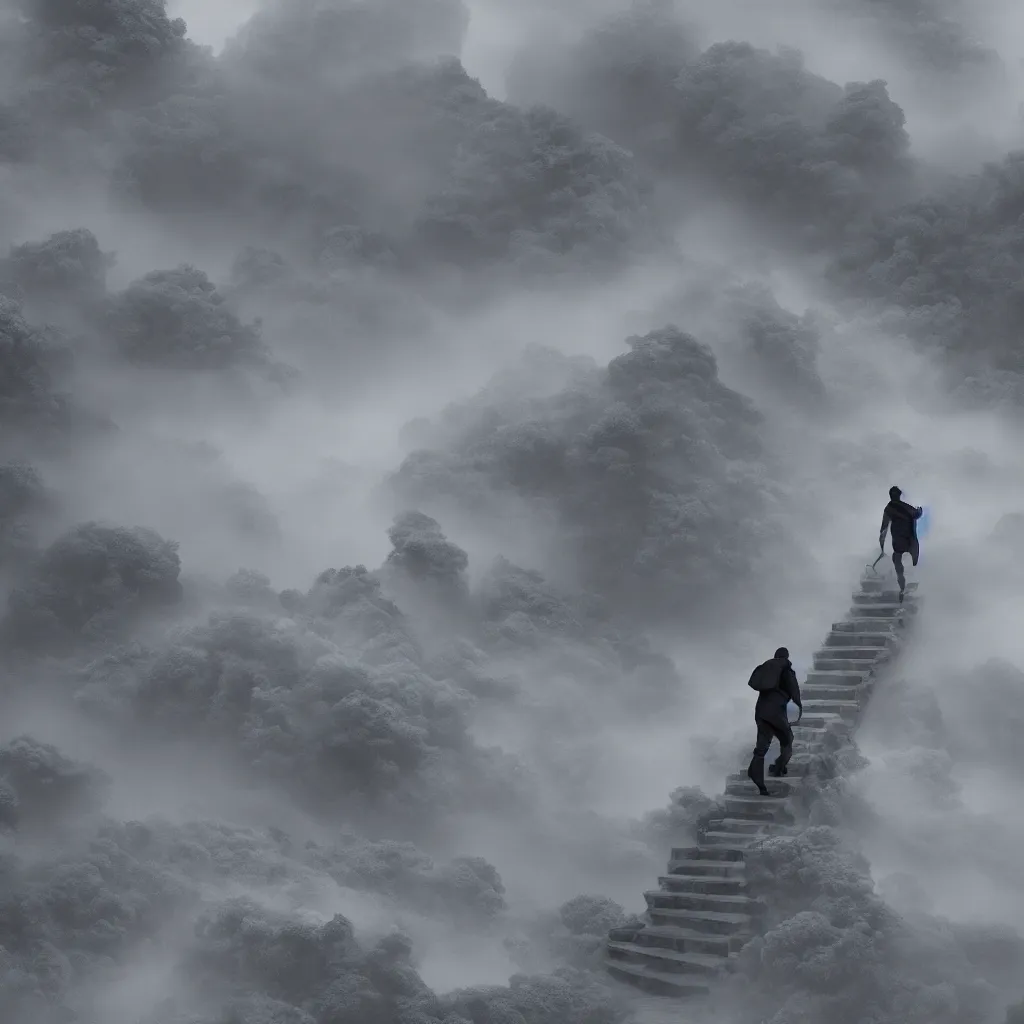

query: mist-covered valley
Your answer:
[4,0,1024,1021]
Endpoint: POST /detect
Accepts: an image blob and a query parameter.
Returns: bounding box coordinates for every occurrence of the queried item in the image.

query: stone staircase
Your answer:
[604,569,919,996]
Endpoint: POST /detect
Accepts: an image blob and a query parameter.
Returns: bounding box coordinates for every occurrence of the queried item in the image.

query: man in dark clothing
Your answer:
[747,647,802,797]
[879,485,923,601]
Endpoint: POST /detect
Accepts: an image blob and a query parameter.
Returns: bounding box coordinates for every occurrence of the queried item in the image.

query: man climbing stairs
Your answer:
[604,571,919,996]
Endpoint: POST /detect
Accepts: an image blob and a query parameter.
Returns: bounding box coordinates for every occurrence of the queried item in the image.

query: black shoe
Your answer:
[747,760,768,796]
[768,763,788,777]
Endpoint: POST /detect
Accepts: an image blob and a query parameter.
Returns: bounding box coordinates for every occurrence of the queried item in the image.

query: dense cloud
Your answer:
[104,264,270,370]
[508,7,913,247]
[0,461,49,570]
[830,154,1024,402]
[108,44,655,278]
[504,2,1024,407]
[835,0,1001,82]
[1,0,1024,1022]
[391,331,790,626]
[2,229,113,313]
[1,522,183,654]
[0,298,77,438]
[3,0,190,126]
[735,826,1017,1024]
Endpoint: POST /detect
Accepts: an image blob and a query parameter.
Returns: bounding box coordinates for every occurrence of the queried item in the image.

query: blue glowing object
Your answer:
[917,506,930,539]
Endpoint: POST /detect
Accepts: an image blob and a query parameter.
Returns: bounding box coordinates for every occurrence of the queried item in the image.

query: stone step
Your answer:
[796,714,850,730]
[845,607,906,621]
[645,889,763,917]
[659,873,748,896]
[724,775,802,797]
[802,699,862,717]
[607,940,727,978]
[815,647,888,663]
[805,669,871,685]
[860,595,915,607]
[706,817,794,836]
[700,831,761,849]
[814,645,884,660]
[721,796,795,822]
[819,630,892,647]
[799,737,838,753]
[801,682,871,701]
[850,596,908,608]
[645,905,754,936]
[809,659,878,675]
[793,723,848,741]
[853,591,919,605]
[835,618,901,634]
[793,745,832,761]
[758,759,813,777]
[605,958,713,996]
[666,858,747,878]
[632,923,737,957]
[860,578,917,593]
[671,844,748,862]
[803,672,872,686]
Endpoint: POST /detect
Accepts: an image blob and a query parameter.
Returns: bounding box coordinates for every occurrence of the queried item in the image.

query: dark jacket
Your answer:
[880,499,923,551]
[754,657,801,723]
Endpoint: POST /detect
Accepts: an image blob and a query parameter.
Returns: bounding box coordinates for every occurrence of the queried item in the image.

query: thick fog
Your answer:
[3,0,1024,1022]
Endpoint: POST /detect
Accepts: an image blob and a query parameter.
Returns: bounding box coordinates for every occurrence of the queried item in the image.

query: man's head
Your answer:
[889,485,902,500]
[774,646,789,660]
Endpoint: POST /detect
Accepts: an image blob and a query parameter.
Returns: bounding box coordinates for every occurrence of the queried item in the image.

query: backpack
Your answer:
[748,659,782,693]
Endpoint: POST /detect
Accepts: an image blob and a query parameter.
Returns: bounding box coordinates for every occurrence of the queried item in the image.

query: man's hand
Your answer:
[796,705,803,724]
[878,536,885,551]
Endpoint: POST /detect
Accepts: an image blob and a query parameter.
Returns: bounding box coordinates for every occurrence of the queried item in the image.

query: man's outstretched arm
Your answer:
[879,509,891,548]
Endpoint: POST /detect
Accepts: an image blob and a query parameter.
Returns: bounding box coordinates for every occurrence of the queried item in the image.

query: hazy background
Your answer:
[2,0,1024,1022]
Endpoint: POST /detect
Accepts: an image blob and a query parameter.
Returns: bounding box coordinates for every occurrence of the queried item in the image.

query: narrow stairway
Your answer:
[604,569,920,996]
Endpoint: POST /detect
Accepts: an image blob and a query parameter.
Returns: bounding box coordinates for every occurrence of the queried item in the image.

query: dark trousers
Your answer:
[892,538,920,590]
[753,715,793,768]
